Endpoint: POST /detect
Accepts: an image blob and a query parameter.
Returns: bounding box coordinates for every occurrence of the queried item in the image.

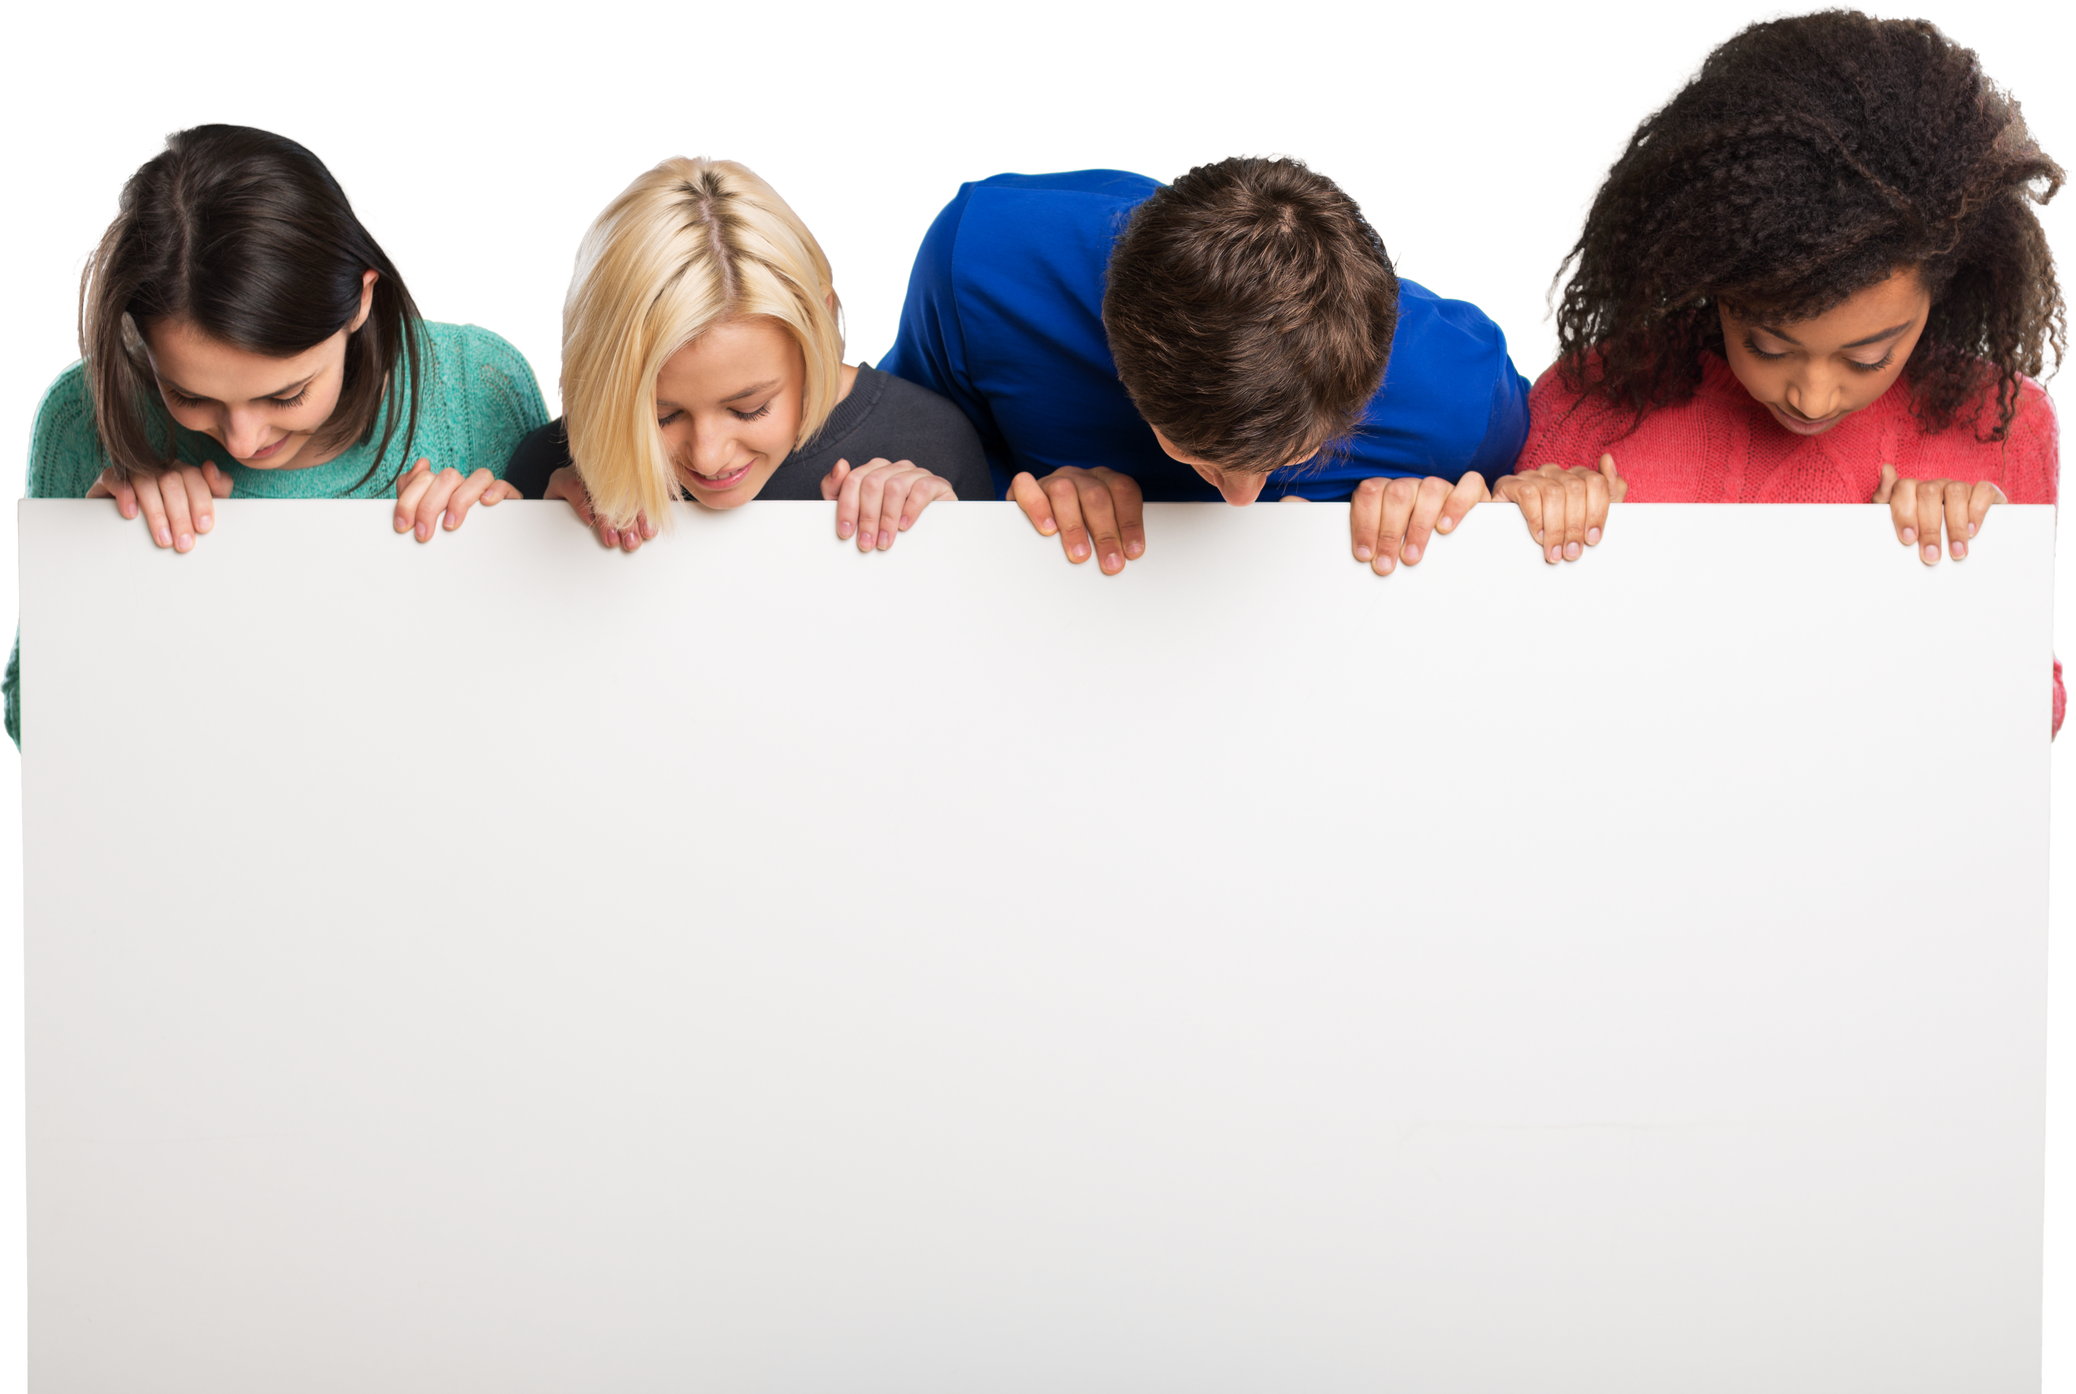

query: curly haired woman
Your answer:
[1504,10,2063,731]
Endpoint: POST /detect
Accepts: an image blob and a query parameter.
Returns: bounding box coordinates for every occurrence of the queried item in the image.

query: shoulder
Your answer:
[26,361,110,498]
[933,170,1158,262]
[502,418,571,500]
[420,321,540,388]
[417,321,548,430]
[961,168,1160,207]
[1991,376,2058,503]
[1395,278,1504,343]
[848,366,990,497]
[870,367,981,433]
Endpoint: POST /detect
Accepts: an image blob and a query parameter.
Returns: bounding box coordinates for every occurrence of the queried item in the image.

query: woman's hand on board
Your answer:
[543,466,657,553]
[88,460,233,552]
[1492,455,1626,563]
[821,457,958,552]
[393,459,519,543]
[1348,473,1489,576]
[1007,466,1146,574]
[1874,466,2004,564]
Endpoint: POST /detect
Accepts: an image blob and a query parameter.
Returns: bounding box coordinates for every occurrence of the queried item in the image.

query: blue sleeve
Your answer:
[878,186,1012,497]
[1468,353,1532,483]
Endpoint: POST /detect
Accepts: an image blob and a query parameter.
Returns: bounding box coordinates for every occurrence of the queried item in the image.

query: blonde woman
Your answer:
[506,158,987,551]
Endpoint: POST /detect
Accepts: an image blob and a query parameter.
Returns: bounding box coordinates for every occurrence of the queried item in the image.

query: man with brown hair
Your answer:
[879,160,1531,577]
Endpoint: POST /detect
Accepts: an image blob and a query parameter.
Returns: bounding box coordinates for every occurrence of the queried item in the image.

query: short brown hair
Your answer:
[81,125,424,492]
[1102,157,1399,472]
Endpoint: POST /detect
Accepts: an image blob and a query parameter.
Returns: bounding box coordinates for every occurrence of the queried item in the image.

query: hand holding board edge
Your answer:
[18,499,2054,1394]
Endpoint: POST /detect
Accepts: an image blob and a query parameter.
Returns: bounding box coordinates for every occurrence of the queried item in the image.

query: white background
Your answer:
[15,501,2060,1392]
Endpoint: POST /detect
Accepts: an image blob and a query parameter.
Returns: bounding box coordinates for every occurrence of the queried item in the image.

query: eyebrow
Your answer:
[157,371,318,402]
[1754,320,1917,351]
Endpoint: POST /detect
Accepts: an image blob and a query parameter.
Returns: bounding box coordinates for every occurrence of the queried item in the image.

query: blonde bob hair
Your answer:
[561,157,845,526]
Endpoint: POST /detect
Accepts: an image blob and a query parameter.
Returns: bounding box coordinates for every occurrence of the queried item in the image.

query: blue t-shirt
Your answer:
[879,170,1532,503]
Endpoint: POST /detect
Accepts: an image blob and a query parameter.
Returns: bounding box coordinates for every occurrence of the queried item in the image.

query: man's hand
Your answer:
[1007,467,1146,574]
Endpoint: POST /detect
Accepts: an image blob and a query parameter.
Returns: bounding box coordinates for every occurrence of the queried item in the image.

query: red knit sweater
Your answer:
[1519,351,2059,502]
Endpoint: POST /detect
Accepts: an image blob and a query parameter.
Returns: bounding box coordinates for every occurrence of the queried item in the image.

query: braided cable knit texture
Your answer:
[6,321,548,746]
[1520,353,2059,503]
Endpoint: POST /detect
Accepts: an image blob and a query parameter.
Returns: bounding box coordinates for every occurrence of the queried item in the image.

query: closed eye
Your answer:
[1742,333,1788,362]
[730,401,774,422]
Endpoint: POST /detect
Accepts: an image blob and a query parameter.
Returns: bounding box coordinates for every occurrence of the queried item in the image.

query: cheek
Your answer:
[756,402,804,456]
[1721,344,1780,402]
[293,380,348,431]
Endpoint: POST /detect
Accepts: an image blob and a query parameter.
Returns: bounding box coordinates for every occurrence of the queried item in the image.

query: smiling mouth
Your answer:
[688,463,753,490]
[243,435,290,462]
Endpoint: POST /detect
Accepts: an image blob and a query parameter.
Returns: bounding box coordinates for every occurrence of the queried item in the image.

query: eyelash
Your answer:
[165,387,309,408]
[1741,334,1893,374]
[656,402,774,427]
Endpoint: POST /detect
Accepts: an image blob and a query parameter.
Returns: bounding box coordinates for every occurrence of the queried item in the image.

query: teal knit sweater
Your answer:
[7,320,548,746]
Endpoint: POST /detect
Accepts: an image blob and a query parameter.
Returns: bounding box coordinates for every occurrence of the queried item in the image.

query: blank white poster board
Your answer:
[19,499,2055,1393]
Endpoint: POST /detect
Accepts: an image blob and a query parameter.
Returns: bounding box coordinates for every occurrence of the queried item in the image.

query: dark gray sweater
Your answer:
[502,364,992,503]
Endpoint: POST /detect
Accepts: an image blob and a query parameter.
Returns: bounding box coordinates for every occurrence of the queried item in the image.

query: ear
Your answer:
[825,287,838,317]
[348,270,380,334]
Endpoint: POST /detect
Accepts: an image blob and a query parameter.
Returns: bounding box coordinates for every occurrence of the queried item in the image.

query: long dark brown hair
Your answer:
[1552,11,2064,439]
[80,124,424,490]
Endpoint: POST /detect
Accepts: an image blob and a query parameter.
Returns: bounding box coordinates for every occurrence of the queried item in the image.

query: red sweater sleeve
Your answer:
[1998,380,2060,505]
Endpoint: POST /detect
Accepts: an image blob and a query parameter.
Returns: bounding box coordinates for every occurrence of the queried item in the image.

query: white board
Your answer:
[19,499,2055,1393]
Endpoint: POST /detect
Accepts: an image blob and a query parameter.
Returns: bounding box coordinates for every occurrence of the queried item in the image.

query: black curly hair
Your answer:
[1553,10,2064,440]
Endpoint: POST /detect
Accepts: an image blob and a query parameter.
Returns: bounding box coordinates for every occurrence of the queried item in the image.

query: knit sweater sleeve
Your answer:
[8,364,117,747]
[1997,379,2058,505]
[440,323,549,480]
[24,362,113,500]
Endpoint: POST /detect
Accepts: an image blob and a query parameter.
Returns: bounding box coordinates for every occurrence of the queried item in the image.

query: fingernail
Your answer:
[899,515,912,529]
[1586,527,1601,545]
[1565,542,1581,560]
[838,520,853,538]
[156,527,171,546]
[1968,522,1978,537]
[876,529,890,549]
[196,515,212,533]
[603,529,618,547]
[444,510,456,529]
[1902,527,1916,544]
[394,514,409,532]
[1548,547,1560,563]
[1126,540,1143,557]
[1355,546,1372,561]
[1534,528,1544,542]
[1436,516,1453,533]
[1924,544,1939,562]
[1041,521,1058,536]
[1953,542,1966,559]
[1376,557,1394,575]
[416,522,430,540]
[1105,551,1120,570]
[1072,543,1088,559]
[1404,543,1421,562]
[176,533,192,552]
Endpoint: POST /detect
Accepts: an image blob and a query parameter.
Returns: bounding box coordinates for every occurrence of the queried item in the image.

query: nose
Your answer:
[1783,368,1843,421]
[223,408,271,459]
[1215,472,1270,506]
[689,424,734,478]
